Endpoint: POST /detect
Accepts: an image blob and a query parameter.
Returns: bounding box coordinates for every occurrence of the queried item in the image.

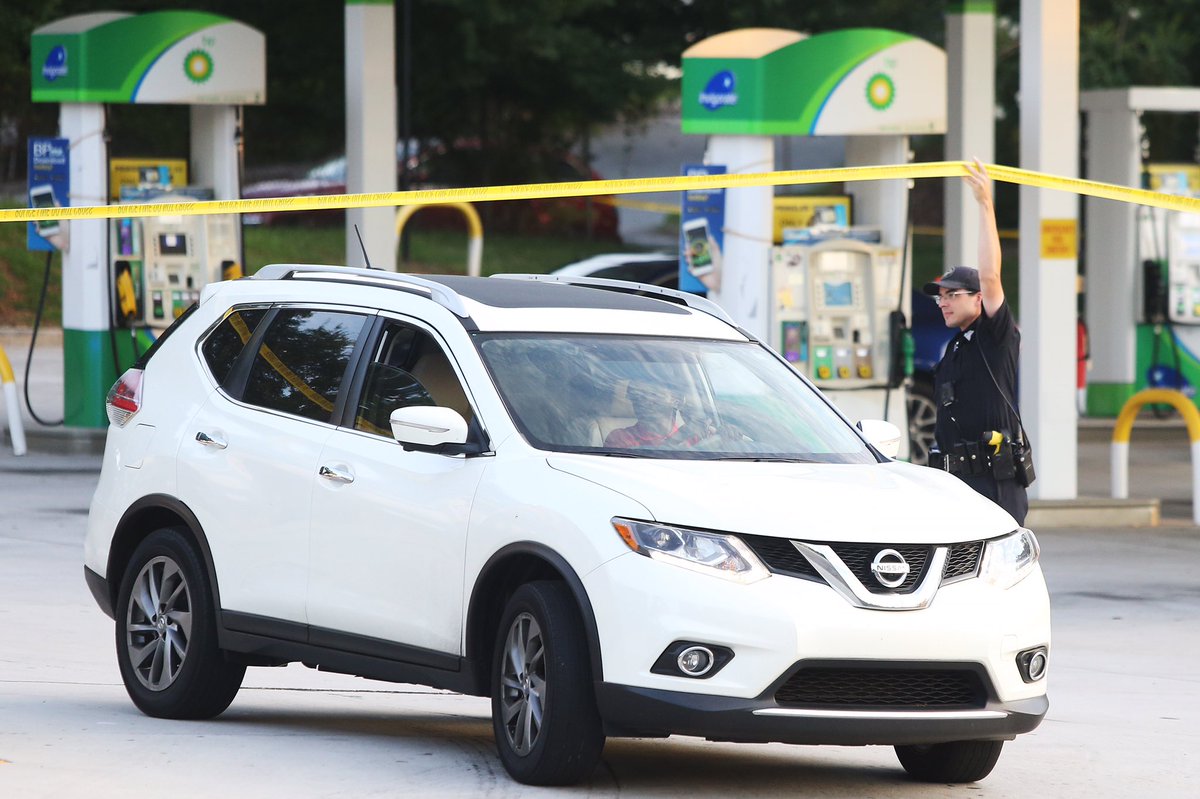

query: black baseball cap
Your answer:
[922,265,980,295]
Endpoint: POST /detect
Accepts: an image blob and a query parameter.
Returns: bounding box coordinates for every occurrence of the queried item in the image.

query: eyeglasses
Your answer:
[931,290,978,306]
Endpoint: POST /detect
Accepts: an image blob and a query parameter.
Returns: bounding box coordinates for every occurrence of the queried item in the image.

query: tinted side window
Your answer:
[242,309,368,422]
[354,322,473,437]
[201,307,268,386]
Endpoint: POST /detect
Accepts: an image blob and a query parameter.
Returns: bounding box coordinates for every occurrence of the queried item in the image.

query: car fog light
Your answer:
[1017,646,1049,683]
[677,646,714,677]
[650,640,734,679]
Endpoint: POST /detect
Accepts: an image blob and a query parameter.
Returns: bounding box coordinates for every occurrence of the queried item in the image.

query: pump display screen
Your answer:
[158,233,188,256]
[822,280,853,307]
[1177,231,1200,260]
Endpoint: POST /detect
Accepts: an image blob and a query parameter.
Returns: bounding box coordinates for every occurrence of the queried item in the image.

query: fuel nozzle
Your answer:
[982,430,1005,456]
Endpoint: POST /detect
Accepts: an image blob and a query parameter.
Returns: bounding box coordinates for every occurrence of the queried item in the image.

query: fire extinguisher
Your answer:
[1077,316,1089,415]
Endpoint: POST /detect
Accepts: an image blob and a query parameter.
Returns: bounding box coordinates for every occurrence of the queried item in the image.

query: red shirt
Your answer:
[605,423,678,448]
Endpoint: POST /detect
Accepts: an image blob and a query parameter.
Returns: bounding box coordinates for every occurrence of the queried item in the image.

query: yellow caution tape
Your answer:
[4,160,1200,224]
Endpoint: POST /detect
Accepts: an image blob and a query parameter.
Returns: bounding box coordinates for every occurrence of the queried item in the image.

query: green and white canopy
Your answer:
[32,11,265,105]
[682,28,946,136]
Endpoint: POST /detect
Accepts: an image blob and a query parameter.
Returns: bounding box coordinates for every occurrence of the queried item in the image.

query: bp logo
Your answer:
[866,72,895,111]
[184,49,214,83]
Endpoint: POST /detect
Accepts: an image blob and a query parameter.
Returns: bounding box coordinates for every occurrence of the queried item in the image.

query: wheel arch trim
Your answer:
[108,494,223,621]
[466,542,603,694]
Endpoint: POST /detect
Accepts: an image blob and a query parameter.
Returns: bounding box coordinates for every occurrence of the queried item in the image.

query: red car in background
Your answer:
[242,142,620,240]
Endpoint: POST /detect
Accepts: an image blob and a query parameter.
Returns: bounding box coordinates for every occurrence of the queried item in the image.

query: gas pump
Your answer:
[30,10,265,427]
[771,238,904,388]
[112,204,240,331]
[1081,88,1200,417]
[1136,164,1200,399]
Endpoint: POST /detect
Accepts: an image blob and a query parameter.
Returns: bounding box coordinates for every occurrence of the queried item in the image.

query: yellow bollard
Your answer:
[0,343,28,456]
[1111,388,1200,523]
[396,202,483,277]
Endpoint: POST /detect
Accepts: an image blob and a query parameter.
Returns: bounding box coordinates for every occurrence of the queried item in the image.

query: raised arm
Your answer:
[965,157,1004,316]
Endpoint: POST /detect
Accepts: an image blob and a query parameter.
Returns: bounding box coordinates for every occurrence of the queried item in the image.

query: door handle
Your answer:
[318,465,355,484]
[195,431,227,449]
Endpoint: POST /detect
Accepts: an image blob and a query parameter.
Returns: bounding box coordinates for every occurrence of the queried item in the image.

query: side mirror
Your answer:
[390,406,469,451]
[856,419,902,459]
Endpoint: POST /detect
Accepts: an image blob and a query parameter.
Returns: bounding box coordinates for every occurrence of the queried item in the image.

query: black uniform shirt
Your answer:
[933,300,1021,450]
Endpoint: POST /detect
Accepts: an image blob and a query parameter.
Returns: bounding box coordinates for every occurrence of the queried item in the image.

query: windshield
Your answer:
[477,334,876,463]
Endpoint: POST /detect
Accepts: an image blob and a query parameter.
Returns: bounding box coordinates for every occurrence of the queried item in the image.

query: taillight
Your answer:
[106,368,143,427]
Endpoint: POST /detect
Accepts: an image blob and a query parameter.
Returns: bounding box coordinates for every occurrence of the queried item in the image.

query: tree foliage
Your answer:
[2,1,1200,184]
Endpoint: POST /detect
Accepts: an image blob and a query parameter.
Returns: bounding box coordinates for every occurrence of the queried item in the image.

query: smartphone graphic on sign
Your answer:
[682,217,714,277]
[30,184,60,238]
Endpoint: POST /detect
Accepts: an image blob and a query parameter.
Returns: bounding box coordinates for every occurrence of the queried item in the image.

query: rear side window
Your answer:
[201,307,268,386]
[241,309,368,422]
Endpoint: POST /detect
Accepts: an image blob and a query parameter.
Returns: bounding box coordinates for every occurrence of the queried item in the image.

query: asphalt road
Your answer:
[1,453,1197,798]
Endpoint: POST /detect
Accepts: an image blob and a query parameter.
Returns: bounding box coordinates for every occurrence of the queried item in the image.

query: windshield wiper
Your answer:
[713,456,820,463]
[566,448,657,458]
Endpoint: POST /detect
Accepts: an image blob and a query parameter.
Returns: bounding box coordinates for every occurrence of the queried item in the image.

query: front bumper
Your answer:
[597,680,1047,746]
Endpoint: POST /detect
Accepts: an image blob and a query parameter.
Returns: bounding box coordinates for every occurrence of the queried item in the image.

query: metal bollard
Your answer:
[1111,388,1200,524]
[0,343,28,456]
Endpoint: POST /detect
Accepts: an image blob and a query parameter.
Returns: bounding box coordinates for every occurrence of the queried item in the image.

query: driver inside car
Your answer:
[605,381,714,449]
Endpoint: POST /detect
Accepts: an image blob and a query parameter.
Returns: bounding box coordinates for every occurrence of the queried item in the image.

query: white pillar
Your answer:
[704,135,775,341]
[844,136,909,247]
[1080,90,1141,407]
[945,4,995,271]
[1019,0,1079,499]
[190,105,241,201]
[60,103,109,334]
[345,0,398,269]
[59,102,111,427]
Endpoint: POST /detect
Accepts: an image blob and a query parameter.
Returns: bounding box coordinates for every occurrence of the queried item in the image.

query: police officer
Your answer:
[923,159,1028,524]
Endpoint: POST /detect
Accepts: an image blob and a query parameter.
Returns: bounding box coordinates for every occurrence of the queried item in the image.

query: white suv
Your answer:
[85,265,1049,786]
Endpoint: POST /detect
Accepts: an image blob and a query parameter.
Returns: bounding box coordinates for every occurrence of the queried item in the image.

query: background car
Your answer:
[552,253,956,463]
[242,141,619,239]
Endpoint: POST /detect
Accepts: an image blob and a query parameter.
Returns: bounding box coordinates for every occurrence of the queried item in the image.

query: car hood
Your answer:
[546,455,1019,543]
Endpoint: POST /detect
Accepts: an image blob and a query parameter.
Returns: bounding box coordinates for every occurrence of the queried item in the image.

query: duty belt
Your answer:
[928,447,991,476]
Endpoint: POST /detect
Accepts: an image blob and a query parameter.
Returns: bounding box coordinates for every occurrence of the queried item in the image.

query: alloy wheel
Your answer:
[125,555,193,692]
[498,611,547,756]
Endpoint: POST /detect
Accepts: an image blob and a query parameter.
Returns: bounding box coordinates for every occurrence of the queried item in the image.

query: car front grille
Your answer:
[774,666,988,709]
[738,535,983,592]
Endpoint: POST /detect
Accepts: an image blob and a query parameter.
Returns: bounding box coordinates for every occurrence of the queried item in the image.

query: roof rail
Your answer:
[252,264,470,318]
[493,273,737,326]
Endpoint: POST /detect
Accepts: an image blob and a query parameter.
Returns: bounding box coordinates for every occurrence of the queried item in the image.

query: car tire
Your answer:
[491,581,605,785]
[114,527,245,720]
[907,379,938,466]
[894,739,1004,783]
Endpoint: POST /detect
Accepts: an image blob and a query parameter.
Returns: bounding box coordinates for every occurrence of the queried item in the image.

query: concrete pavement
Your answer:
[1,451,1197,797]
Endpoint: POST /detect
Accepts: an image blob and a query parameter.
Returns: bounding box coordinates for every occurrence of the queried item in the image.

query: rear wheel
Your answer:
[491,581,604,785]
[114,527,245,719]
[895,739,1004,782]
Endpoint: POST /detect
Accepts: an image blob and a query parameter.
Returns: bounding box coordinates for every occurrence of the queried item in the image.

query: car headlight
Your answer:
[980,528,1040,589]
[611,518,770,584]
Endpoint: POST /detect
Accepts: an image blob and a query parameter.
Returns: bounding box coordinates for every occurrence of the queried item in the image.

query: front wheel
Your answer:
[491,581,604,785]
[895,739,1004,782]
[114,527,245,719]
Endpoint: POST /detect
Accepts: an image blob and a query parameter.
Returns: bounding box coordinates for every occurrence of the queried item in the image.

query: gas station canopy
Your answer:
[682,27,946,136]
[31,11,265,106]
